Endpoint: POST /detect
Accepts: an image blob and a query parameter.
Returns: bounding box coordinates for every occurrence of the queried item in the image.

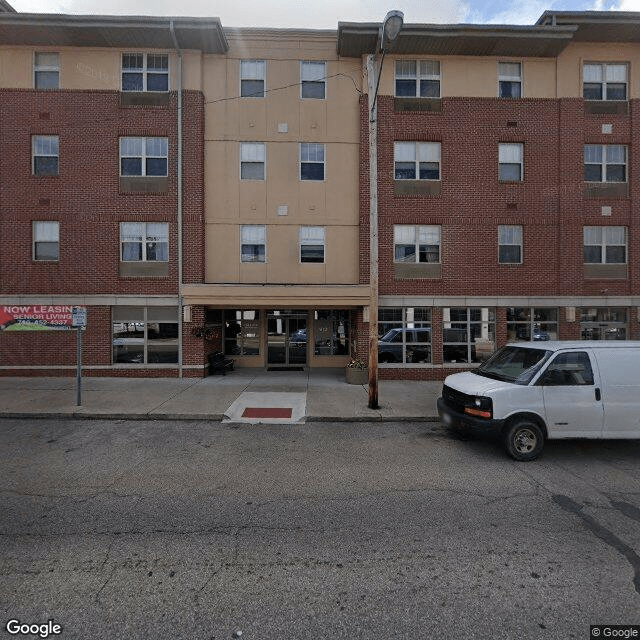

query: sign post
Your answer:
[71,307,87,406]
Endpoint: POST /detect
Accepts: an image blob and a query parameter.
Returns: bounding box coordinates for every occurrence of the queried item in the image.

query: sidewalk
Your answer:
[0,369,442,423]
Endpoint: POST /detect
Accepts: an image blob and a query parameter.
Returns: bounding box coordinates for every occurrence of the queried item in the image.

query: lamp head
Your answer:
[381,10,404,51]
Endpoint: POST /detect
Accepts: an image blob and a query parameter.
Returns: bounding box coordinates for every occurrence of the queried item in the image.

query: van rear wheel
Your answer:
[502,419,544,461]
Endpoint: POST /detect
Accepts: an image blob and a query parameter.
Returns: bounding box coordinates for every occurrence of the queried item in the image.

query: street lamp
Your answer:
[367,10,404,409]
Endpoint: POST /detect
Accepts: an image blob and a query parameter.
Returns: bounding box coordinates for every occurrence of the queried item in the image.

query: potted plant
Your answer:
[346,359,368,385]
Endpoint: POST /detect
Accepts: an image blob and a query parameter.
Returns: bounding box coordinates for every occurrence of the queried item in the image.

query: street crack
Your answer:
[553,494,640,596]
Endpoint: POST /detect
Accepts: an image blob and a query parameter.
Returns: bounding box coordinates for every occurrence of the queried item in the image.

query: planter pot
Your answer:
[346,367,368,385]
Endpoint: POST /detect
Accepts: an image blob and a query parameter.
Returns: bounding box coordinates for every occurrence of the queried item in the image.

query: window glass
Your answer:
[300,143,325,180]
[122,53,168,92]
[241,225,266,263]
[378,307,431,364]
[443,307,495,363]
[33,221,59,261]
[301,61,326,99]
[314,310,350,356]
[34,52,59,89]
[498,225,522,264]
[240,142,265,180]
[224,310,261,356]
[507,308,558,342]
[112,307,178,364]
[300,226,325,263]
[540,352,594,386]
[241,60,265,98]
[33,135,59,176]
[120,137,168,177]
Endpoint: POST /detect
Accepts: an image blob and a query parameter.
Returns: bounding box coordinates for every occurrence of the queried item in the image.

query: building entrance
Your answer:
[267,311,308,367]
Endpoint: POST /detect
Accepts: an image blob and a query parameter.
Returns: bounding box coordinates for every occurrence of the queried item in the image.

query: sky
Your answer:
[8,0,640,29]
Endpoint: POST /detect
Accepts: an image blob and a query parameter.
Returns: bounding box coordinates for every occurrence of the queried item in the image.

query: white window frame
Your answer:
[301,61,326,100]
[394,142,441,181]
[395,60,441,98]
[584,226,627,264]
[32,135,59,176]
[499,143,523,182]
[393,225,441,264]
[240,225,266,263]
[121,53,169,92]
[34,52,60,89]
[498,62,522,99]
[300,143,325,181]
[240,142,266,181]
[119,137,169,177]
[120,222,169,262]
[33,221,60,261]
[300,226,325,264]
[584,145,627,183]
[240,60,266,98]
[498,225,523,264]
[583,63,628,101]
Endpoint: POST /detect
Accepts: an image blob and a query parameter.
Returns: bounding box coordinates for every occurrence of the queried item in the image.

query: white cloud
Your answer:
[10,0,475,27]
[483,0,554,25]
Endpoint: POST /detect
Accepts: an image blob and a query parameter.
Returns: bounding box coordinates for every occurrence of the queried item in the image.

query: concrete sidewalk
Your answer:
[0,369,442,423]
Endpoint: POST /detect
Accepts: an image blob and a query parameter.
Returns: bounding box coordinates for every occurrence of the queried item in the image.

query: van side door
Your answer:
[536,350,604,438]
[592,348,640,438]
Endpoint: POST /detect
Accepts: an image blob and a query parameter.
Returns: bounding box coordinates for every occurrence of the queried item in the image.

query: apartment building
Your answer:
[1,8,639,379]
[339,11,640,380]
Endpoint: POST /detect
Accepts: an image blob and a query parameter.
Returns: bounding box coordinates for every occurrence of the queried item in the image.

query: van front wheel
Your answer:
[502,420,544,461]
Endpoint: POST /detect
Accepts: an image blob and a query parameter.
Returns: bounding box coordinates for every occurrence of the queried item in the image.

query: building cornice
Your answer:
[0,13,228,53]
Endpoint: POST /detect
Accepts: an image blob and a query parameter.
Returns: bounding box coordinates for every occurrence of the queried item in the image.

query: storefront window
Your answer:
[112,306,178,364]
[580,307,627,340]
[378,307,431,364]
[507,308,558,342]
[224,310,261,355]
[313,310,350,356]
[443,307,495,363]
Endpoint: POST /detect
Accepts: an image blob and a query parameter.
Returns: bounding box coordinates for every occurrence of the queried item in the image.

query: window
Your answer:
[394,225,440,263]
[584,227,627,264]
[540,352,594,386]
[499,143,523,182]
[34,52,59,89]
[580,307,627,340]
[121,223,169,261]
[240,143,265,180]
[32,135,59,177]
[301,61,326,99]
[112,306,178,364]
[584,145,626,183]
[300,143,325,181]
[313,310,350,356]
[224,310,261,356]
[498,225,523,264]
[394,142,441,180]
[122,53,169,92]
[120,137,168,177]
[33,221,59,261]
[395,60,441,98]
[498,62,522,98]
[300,226,325,263]
[443,307,496,364]
[583,63,627,101]
[378,307,432,365]
[507,308,558,342]
[241,225,266,263]
[240,60,265,98]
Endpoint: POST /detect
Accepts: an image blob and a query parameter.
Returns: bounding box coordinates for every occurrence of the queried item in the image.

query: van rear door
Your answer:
[593,348,640,438]
[537,350,604,438]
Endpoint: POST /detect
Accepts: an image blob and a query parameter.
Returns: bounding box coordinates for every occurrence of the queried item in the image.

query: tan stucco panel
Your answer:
[0,48,33,88]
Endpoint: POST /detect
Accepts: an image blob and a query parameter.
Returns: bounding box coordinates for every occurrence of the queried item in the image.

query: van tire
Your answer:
[502,419,544,461]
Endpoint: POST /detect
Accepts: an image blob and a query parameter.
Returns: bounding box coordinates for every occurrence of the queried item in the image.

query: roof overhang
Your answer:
[537,11,640,43]
[337,22,577,58]
[0,13,228,53]
[0,0,16,13]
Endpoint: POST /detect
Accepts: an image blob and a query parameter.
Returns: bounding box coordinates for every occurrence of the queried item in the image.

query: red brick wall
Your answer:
[359,95,640,380]
[0,88,205,376]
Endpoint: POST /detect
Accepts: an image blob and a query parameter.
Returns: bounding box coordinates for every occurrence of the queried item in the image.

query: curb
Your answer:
[0,413,441,423]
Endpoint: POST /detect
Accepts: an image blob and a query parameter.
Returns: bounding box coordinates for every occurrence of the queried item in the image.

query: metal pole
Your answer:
[367,53,380,410]
[76,327,82,406]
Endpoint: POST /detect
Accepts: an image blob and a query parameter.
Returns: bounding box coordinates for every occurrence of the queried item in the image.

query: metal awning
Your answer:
[337,22,577,58]
[537,11,640,42]
[0,13,228,53]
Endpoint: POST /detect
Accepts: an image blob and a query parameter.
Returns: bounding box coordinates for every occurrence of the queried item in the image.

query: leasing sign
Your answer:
[0,305,85,331]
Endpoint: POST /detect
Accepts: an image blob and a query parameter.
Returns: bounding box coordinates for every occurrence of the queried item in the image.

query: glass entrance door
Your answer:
[267,311,307,367]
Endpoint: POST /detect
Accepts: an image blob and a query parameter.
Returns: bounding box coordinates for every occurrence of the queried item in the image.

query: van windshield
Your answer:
[474,346,552,385]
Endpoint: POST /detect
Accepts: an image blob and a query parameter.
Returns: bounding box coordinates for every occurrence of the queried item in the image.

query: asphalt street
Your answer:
[1,418,639,640]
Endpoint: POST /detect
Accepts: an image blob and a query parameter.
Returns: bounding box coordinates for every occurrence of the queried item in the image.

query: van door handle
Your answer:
[595,388,601,401]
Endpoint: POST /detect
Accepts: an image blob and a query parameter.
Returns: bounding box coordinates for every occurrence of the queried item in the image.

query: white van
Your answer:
[437,341,640,461]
